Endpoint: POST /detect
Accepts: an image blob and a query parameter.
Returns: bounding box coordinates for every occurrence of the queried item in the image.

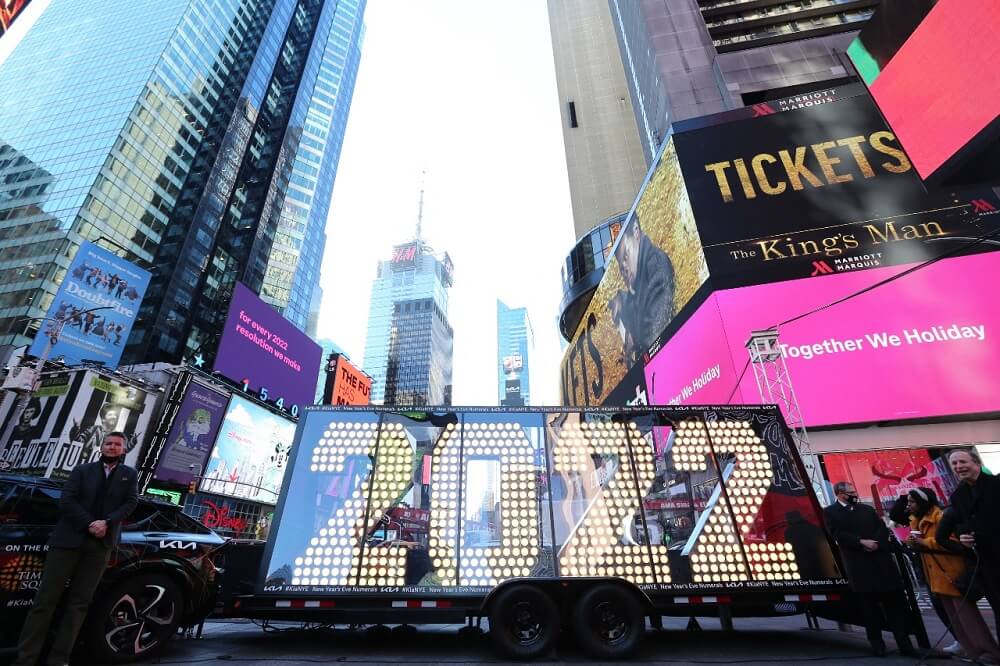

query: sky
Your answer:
[316,1,575,406]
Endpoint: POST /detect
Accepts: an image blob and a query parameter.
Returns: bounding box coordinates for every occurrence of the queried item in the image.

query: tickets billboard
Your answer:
[644,252,1000,427]
[214,282,322,410]
[28,241,150,369]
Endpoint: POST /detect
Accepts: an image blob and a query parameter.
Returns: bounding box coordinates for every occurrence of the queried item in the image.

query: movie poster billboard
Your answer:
[214,282,322,410]
[560,138,709,406]
[0,369,157,479]
[200,395,295,503]
[672,92,1000,288]
[27,241,150,369]
[152,382,228,486]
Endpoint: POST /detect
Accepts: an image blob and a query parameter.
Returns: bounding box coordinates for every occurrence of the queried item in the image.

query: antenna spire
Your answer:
[416,170,426,241]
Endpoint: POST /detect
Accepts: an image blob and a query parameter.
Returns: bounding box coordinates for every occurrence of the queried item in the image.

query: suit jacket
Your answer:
[947,472,1000,561]
[823,501,903,593]
[628,231,675,355]
[49,461,138,549]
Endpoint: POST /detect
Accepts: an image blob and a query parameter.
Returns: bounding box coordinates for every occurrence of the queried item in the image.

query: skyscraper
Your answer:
[0,0,365,367]
[547,0,647,240]
[497,300,533,406]
[363,239,454,406]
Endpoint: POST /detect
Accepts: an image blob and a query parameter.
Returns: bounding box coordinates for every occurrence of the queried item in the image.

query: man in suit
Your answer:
[823,481,916,658]
[613,217,675,362]
[13,431,138,666]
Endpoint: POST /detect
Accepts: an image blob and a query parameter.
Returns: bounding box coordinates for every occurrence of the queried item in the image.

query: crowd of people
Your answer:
[825,448,1000,662]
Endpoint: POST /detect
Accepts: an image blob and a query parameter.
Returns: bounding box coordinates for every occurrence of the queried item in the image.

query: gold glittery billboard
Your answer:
[560,138,708,406]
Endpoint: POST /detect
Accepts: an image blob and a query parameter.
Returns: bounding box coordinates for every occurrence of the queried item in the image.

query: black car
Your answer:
[0,474,225,663]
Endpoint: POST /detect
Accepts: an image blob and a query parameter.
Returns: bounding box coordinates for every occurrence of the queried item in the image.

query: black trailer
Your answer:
[218,405,925,659]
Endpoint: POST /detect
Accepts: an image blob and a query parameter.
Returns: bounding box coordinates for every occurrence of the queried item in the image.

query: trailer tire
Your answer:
[84,573,182,663]
[488,584,559,659]
[571,583,644,659]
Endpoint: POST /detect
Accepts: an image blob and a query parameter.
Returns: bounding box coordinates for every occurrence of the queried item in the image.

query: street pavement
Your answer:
[133,609,978,666]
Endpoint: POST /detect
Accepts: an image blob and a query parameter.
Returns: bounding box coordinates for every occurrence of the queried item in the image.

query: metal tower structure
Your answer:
[745,328,830,504]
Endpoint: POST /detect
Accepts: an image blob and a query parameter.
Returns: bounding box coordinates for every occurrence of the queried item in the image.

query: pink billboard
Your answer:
[645,252,1000,427]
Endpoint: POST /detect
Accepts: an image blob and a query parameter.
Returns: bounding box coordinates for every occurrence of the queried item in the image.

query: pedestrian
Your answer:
[823,481,917,657]
[943,448,1000,638]
[12,431,138,666]
[889,492,961,654]
[906,487,1000,663]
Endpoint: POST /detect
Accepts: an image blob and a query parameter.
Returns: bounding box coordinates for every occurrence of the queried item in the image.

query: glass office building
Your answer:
[497,300,533,406]
[0,0,365,366]
[362,240,454,406]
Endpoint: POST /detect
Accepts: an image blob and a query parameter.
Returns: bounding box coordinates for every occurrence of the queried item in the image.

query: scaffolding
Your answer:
[745,328,830,504]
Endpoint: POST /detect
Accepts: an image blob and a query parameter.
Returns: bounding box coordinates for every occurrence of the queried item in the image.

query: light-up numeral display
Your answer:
[673,418,799,583]
[292,421,413,587]
[553,421,670,584]
[428,422,540,586]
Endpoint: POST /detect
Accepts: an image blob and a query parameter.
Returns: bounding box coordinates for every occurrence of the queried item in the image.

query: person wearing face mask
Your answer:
[12,432,138,666]
[943,447,1000,640]
[824,481,916,657]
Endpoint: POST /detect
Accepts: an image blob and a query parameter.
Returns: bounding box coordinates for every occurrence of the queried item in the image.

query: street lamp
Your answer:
[0,306,113,451]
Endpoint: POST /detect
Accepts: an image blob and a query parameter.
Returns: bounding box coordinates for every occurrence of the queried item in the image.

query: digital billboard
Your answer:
[560,138,709,406]
[672,92,1000,287]
[644,251,1000,427]
[200,395,295,503]
[152,381,228,486]
[325,355,371,406]
[848,0,1000,183]
[0,0,29,35]
[28,241,151,369]
[214,282,322,410]
[0,369,158,479]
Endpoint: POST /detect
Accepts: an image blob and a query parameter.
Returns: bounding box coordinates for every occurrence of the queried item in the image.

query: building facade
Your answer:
[547,0,648,240]
[496,300,533,406]
[362,240,454,406]
[0,0,365,367]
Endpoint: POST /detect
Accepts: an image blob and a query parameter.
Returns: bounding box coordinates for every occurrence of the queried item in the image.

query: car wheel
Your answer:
[571,583,645,659]
[487,584,559,660]
[84,572,182,663]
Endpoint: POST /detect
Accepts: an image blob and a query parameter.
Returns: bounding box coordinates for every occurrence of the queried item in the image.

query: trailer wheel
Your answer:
[84,573,182,663]
[488,584,559,659]
[572,583,644,659]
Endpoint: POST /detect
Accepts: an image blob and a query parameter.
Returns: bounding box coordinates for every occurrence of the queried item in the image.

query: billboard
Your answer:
[672,92,1000,287]
[0,0,29,34]
[214,282,322,410]
[152,381,228,486]
[644,251,1000,427]
[325,355,371,406]
[28,241,150,369]
[848,0,1000,183]
[200,395,295,503]
[0,369,157,478]
[560,139,709,406]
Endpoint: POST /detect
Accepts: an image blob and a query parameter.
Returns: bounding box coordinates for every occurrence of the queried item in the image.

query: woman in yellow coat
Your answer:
[907,487,1000,664]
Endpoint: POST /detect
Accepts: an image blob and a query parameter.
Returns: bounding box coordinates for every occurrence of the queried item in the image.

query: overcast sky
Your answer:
[317,0,574,405]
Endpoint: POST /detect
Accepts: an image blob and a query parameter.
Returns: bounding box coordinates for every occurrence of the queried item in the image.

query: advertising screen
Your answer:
[214,282,322,410]
[326,355,371,406]
[0,0,29,33]
[0,369,157,479]
[259,406,842,596]
[645,251,1000,427]
[200,395,295,503]
[672,92,1000,287]
[848,0,1000,182]
[152,381,228,486]
[561,138,709,406]
[28,241,151,369]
